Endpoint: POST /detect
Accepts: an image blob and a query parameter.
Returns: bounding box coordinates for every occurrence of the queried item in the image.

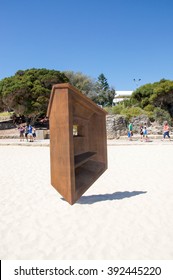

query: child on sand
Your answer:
[143,123,149,141]
[18,125,25,141]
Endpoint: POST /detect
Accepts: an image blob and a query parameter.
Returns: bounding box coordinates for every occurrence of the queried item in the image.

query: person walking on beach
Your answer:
[162,121,171,141]
[128,122,133,141]
[143,122,149,141]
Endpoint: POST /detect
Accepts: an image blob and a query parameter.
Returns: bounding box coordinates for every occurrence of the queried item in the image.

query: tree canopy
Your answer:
[131,79,173,117]
[105,79,173,124]
[0,68,68,118]
[93,73,115,106]
[0,69,115,119]
[62,71,97,100]
[2,68,172,125]
[63,71,115,106]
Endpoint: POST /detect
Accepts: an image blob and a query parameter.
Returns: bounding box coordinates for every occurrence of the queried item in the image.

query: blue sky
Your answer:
[0,0,173,90]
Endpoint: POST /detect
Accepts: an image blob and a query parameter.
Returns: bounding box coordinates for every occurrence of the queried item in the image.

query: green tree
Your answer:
[153,108,171,124]
[63,71,97,100]
[130,79,173,117]
[94,73,115,106]
[97,73,109,91]
[0,68,68,118]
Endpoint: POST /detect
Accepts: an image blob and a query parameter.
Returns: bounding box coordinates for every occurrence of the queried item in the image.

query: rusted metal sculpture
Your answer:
[47,83,107,205]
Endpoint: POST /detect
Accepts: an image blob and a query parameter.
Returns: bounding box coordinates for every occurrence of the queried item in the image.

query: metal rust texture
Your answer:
[47,83,107,205]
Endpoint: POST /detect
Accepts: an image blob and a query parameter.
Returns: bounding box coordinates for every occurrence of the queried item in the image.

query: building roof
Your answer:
[116,91,133,97]
[113,90,133,104]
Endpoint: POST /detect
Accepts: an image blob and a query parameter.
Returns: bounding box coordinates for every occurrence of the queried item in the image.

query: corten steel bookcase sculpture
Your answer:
[47,83,107,205]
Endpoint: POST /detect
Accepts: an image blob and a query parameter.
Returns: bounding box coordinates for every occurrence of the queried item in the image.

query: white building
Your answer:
[113,90,133,104]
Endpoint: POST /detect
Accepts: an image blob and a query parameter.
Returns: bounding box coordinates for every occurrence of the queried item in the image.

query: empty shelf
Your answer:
[74,151,96,168]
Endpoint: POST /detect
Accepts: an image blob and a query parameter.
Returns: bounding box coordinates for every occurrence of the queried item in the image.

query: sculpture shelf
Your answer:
[47,83,107,205]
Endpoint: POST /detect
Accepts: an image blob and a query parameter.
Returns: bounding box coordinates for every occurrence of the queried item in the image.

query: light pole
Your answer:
[133,78,141,89]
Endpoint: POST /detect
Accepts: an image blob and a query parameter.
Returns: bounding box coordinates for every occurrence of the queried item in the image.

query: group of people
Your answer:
[127,121,171,141]
[18,124,36,142]
[139,123,149,141]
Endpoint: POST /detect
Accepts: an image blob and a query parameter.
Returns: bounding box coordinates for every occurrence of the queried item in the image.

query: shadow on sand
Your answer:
[76,190,147,205]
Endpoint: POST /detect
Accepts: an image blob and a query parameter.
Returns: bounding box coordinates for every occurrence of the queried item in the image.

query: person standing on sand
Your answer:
[18,125,25,141]
[143,122,149,141]
[140,123,144,141]
[162,121,171,140]
[28,124,34,142]
[24,124,29,141]
[32,127,36,141]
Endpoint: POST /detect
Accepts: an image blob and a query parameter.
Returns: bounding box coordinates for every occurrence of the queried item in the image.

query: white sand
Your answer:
[0,143,173,260]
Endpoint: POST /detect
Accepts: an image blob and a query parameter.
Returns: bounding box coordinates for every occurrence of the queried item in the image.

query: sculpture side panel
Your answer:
[49,88,75,204]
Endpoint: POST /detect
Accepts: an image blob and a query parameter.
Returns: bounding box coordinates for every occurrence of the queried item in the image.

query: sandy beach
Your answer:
[0,141,173,260]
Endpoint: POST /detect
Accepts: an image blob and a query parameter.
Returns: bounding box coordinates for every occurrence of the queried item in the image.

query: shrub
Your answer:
[153,108,172,124]
[120,107,145,120]
[112,104,125,114]
[143,104,155,112]
[104,106,113,114]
